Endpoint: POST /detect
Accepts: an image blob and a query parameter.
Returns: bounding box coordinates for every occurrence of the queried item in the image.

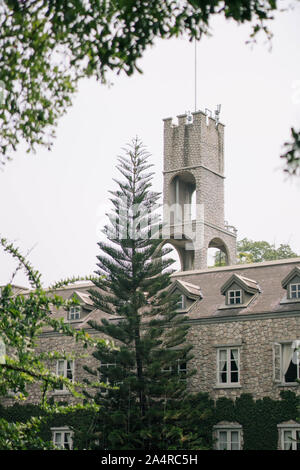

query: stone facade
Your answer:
[187,312,300,401]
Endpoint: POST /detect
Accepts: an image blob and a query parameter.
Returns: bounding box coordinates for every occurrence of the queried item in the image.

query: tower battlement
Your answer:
[163,110,225,177]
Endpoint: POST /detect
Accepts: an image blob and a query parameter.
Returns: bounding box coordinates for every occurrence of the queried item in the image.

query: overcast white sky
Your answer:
[0,5,300,288]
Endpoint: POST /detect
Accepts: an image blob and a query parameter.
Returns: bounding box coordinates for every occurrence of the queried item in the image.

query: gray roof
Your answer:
[171,258,300,320]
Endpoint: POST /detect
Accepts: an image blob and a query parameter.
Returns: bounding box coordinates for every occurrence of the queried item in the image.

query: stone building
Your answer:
[1,109,299,450]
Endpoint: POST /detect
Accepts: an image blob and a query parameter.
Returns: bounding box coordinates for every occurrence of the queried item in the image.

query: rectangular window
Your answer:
[273,342,300,384]
[56,359,74,391]
[290,284,300,299]
[228,290,242,305]
[162,360,187,379]
[217,348,239,385]
[176,294,185,310]
[52,428,73,450]
[281,429,300,450]
[69,306,81,320]
[99,362,116,393]
[216,429,242,450]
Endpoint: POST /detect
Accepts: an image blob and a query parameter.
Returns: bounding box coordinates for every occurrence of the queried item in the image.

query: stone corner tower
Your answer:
[162,109,237,271]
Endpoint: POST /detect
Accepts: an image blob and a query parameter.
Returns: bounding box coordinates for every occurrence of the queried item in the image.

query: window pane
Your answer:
[64,432,72,450]
[219,431,228,450]
[231,431,240,450]
[230,349,239,383]
[284,361,297,383]
[231,372,239,383]
[219,351,227,383]
[296,431,300,451]
[54,432,62,448]
[57,360,64,375]
[283,431,293,450]
[66,361,73,380]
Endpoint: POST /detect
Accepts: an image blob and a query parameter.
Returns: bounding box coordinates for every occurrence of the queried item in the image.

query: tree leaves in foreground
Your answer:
[84,138,209,450]
[1,0,297,168]
[0,237,102,449]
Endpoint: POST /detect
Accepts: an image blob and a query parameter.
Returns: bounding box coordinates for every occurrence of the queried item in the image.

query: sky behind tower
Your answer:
[0,5,300,287]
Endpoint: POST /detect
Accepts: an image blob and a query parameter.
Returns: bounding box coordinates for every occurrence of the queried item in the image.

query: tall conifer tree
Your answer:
[84,138,196,450]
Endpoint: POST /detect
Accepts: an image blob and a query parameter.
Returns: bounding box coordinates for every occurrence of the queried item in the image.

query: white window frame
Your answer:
[273,341,300,385]
[69,305,81,321]
[217,347,240,386]
[99,362,116,393]
[162,360,187,379]
[176,294,186,310]
[51,427,73,450]
[214,425,242,450]
[278,424,300,450]
[56,359,74,392]
[290,283,300,299]
[227,289,242,305]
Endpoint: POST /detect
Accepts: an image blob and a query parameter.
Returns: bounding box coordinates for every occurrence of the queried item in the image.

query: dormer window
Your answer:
[228,290,242,305]
[69,306,81,321]
[290,283,300,299]
[281,267,300,302]
[220,274,260,309]
[169,280,202,313]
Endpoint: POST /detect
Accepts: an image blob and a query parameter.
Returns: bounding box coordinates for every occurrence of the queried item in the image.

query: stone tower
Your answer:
[162,110,237,271]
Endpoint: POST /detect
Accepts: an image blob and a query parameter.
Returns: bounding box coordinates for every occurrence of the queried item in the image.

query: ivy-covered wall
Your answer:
[213,391,299,450]
[0,391,299,450]
[0,402,97,450]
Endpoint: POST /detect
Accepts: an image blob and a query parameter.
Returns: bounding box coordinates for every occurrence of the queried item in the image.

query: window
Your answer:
[228,290,242,305]
[99,362,116,393]
[273,342,300,384]
[0,337,5,365]
[69,306,81,321]
[278,424,300,450]
[52,427,73,450]
[214,424,242,450]
[217,348,239,385]
[290,283,300,299]
[162,360,187,379]
[56,359,74,391]
[176,294,185,310]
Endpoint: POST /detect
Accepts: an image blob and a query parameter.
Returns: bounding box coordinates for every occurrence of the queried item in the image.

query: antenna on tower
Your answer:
[215,104,221,127]
[194,39,197,112]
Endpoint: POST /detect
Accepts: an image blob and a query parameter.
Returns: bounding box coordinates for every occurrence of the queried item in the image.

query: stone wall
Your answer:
[187,314,300,401]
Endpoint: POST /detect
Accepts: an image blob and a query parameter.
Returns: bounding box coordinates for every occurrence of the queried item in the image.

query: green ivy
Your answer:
[1,391,298,450]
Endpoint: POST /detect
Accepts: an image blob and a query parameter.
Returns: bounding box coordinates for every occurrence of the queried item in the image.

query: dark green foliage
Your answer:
[237,238,298,264]
[281,127,300,176]
[0,237,103,449]
[83,138,199,449]
[0,402,97,450]
[0,0,289,165]
[214,238,298,267]
[1,391,298,450]
[213,391,300,450]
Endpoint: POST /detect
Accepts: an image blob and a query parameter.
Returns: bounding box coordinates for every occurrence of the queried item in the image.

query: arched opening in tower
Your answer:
[169,172,196,225]
[161,242,182,273]
[207,238,229,267]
